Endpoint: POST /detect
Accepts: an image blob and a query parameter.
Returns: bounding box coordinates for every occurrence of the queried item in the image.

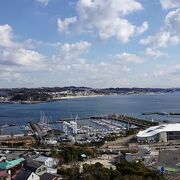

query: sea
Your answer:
[1,92,180,126]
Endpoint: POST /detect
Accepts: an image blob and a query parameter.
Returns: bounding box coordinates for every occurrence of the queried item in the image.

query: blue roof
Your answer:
[0,157,25,169]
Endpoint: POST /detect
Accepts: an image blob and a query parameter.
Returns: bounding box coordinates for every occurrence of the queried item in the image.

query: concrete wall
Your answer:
[159,150,180,168]
[159,132,167,142]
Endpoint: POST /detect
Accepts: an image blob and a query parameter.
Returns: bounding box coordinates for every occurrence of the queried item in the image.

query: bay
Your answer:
[0,92,180,125]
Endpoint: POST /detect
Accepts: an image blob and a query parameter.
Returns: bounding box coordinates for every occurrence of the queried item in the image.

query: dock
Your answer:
[52,114,159,129]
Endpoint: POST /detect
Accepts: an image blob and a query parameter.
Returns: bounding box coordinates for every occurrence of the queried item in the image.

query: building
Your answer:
[159,149,180,172]
[137,123,180,142]
[25,158,47,176]
[36,156,59,174]
[0,157,25,178]
[40,173,62,180]
[0,170,10,180]
[15,169,40,180]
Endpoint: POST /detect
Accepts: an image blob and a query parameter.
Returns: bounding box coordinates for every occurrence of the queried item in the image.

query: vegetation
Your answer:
[116,161,164,180]
[58,161,164,180]
[10,92,52,101]
[125,128,139,136]
[120,149,138,154]
[58,165,81,180]
[1,142,25,147]
[50,146,97,163]
[0,87,175,103]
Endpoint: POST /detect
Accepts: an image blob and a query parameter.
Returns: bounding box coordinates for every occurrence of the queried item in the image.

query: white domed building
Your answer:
[137,123,180,143]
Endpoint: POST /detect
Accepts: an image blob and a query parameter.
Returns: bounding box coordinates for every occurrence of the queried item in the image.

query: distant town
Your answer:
[0,87,176,104]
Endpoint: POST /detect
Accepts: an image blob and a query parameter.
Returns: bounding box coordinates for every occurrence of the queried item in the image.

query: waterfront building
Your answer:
[137,123,180,142]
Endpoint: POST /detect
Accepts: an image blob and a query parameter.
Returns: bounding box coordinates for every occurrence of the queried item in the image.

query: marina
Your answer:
[0,112,158,146]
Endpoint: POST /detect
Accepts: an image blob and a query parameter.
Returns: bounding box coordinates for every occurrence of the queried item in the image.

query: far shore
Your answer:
[0,95,105,104]
[59,94,105,100]
[0,91,175,104]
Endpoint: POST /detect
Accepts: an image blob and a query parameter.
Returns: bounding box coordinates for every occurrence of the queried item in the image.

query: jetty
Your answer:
[51,114,159,129]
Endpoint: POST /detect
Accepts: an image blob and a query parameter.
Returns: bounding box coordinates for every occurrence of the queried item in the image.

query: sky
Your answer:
[0,0,180,88]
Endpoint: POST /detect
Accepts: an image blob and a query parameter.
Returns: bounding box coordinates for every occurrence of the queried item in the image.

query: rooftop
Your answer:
[40,172,62,180]
[137,123,180,138]
[25,157,43,172]
[0,157,25,170]
[36,156,53,163]
[15,169,34,180]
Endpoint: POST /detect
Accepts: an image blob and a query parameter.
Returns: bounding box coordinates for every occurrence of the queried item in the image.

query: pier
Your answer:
[52,114,159,129]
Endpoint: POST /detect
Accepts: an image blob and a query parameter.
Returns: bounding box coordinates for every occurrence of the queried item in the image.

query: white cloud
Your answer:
[136,21,149,34]
[140,31,179,48]
[160,0,180,10]
[145,48,168,58]
[36,0,50,6]
[0,71,23,81]
[23,39,43,49]
[57,17,77,33]
[1,48,45,67]
[51,61,132,88]
[113,52,144,63]
[153,64,180,77]
[57,0,148,43]
[0,24,46,68]
[165,8,180,34]
[140,7,180,49]
[54,41,91,63]
[0,24,17,48]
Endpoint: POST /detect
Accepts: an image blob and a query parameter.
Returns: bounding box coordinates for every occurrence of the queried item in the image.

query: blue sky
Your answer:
[0,0,180,88]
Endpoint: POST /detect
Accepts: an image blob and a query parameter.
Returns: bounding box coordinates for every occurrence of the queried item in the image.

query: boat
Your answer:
[38,112,52,134]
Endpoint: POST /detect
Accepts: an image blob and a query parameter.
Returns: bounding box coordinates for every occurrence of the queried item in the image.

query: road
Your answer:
[102,135,134,148]
[0,147,50,152]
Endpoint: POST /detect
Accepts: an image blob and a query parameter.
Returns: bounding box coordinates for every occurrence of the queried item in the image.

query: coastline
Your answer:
[0,92,175,104]
[59,94,105,100]
[0,95,105,104]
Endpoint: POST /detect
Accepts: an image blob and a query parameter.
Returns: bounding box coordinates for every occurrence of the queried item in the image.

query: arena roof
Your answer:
[137,123,180,138]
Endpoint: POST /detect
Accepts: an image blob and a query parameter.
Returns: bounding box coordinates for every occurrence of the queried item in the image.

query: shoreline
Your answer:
[0,95,105,104]
[0,92,175,104]
[59,94,105,100]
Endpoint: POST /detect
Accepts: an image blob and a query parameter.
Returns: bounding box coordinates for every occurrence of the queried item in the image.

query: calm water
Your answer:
[0,92,180,125]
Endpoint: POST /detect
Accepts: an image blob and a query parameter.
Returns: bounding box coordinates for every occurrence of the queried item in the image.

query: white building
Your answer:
[137,123,180,142]
[36,156,59,174]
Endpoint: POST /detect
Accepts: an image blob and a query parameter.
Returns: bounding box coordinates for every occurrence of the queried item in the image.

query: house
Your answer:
[14,169,40,180]
[115,153,142,163]
[0,170,10,180]
[0,157,25,170]
[36,156,59,173]
[0,157,25,178]
[25,158,47,176]
[40,173,62,180]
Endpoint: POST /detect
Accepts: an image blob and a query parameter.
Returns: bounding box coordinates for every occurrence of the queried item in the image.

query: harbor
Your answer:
[0,113,159,146]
